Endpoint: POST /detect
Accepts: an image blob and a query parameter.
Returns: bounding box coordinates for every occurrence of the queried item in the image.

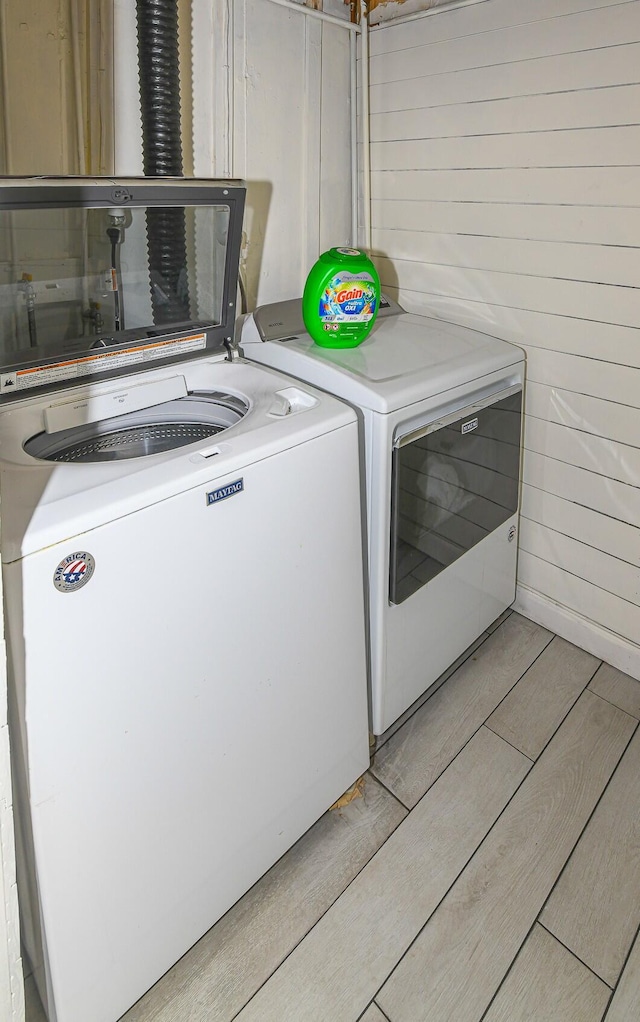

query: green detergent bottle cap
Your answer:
[302,247,381,348]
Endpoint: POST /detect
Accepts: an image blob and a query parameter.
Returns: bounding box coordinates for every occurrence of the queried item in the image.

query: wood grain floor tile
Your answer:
[486,636,599,759]
[359,1004,390,1022]
[603,927,640,1022]
[483,925,610,1022]
[540,722,640,986]
[119,775,406,1022]
[377,692,635,1022]
[589,663,640,719]
[371,613,552,807]
[485,608,514,634]
[233,728,530,1022]
[372,631,490,754]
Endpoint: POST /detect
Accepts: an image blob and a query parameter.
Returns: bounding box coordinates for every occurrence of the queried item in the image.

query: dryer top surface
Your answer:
[244,301,524,414]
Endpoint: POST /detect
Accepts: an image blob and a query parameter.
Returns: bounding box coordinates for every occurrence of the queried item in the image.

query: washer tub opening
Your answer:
[24,391,249,463]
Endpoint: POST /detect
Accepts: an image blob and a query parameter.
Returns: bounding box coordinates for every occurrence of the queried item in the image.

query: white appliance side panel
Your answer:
[379,516,518,735]
[7,422,369,1022]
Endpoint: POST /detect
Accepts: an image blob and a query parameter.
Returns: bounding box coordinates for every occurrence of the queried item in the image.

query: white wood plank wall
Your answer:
[209,0,354,308]
[367,0,640,678]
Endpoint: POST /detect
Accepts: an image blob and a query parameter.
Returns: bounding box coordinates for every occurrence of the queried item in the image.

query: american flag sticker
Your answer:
[53,552,96,593]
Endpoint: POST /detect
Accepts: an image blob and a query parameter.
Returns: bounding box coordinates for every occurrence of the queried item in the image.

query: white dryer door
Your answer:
[390,385,522,606]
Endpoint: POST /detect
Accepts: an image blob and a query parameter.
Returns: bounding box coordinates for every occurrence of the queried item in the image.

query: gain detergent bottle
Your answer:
[302,247,380,348]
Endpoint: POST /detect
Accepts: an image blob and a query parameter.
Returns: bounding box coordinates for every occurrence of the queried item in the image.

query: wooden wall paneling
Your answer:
[370,3,640,84]
[369,43,640,112]
[231,0,352,307]
[522,450,640,528]
[2,1,74,174]
[233,0,308,306]
[372,127,640,170]
[370,85,640,142]
[524,349,640,405]
[369,0,630,54]
[369,0,640,670]
[319,23,353,252]
[521,483,640,570]
[371,166,640,205]
[370,200,640,248]
[518,551,640,646]
[524,418,640,488]
[525,384,640,447]
[302,15,323,276]
[376,294,640,372]
[371,229,639,287]
[375,257,640,328]
[519,519,640,608]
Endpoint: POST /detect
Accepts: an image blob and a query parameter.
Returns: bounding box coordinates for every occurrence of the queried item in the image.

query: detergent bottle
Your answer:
[302,247,380,348]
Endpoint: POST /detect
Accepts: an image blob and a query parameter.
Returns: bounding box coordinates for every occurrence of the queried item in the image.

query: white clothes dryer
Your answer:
[0,179,369,1022]
[242,297,525,737]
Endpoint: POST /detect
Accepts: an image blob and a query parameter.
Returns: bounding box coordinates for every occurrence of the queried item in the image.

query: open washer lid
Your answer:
[242,297,525,414]
[0,177,246,401]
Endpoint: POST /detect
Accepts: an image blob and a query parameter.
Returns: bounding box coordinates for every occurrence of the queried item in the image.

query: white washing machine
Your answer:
[242,297,525,737]
[0,179,369,1022]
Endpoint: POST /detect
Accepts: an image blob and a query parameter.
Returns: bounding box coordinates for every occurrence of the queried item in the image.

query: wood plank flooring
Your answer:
[23,610,640,1022]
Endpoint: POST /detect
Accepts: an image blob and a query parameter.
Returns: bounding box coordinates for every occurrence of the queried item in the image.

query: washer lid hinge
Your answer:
[224,338,240,362]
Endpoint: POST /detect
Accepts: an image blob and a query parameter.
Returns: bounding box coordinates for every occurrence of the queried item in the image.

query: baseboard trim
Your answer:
[514,584,640,682]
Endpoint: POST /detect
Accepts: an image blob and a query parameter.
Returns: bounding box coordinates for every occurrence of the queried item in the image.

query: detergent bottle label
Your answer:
[319,272,378,325]
[302,246,381,347]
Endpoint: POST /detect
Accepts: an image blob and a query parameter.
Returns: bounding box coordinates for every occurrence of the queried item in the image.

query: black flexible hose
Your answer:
[136,0,191,325]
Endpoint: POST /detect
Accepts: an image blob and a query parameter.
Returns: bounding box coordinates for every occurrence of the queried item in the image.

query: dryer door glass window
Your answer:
[390,387,522,605]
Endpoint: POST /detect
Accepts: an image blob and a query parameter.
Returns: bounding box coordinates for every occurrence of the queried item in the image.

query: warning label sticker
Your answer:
[0,333,207,395]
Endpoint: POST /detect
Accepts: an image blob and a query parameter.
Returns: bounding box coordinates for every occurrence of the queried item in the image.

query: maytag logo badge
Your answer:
[461,417,479,435]
[207,478,244,506]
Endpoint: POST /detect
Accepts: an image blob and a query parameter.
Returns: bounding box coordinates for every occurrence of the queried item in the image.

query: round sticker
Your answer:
[53,552,96,593]
[336,247,361,257]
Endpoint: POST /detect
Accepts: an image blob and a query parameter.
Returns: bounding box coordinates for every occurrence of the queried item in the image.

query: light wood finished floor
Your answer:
[24,611,640,1022]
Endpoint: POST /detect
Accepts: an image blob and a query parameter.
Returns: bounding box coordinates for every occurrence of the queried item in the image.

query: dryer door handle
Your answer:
[394,383,522,449]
